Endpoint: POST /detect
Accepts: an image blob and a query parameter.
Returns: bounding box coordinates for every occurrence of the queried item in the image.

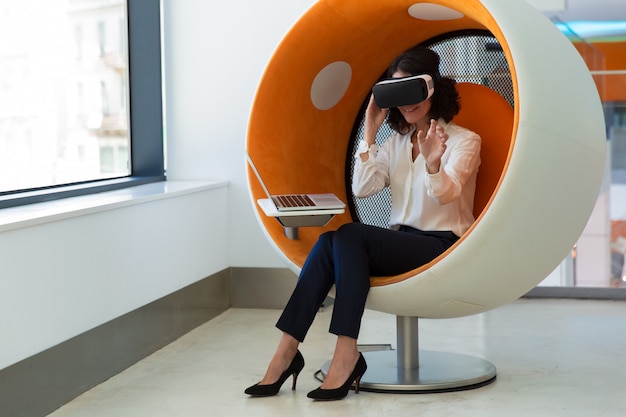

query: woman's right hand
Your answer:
[364,95,387,145]
[358,95,387,162]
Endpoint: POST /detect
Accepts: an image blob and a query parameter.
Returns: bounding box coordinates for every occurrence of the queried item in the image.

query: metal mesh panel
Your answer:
[347,32,513,227]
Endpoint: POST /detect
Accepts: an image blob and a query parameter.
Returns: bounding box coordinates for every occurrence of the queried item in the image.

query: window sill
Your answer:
[0,180,228,233]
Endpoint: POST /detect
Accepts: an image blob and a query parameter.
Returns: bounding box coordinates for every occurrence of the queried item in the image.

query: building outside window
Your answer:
[0,0,130,193]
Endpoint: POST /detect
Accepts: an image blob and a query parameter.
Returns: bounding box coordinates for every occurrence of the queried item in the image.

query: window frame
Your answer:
[0,0,165,210]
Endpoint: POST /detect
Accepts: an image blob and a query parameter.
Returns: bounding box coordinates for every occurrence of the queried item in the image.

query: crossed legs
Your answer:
[258,223,456,391]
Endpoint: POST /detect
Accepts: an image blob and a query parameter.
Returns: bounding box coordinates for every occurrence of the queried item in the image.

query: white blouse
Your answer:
[352,119,481,237]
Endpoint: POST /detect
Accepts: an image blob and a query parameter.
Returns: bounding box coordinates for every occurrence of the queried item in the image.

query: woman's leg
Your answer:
[275,223,451,346]
[328,222,453,339]
[320,335,360,389]
[257,231,337,385]
[275,231,337,342]
[258,332,300,385]
[320,223,455,389]
[263,223,454,388]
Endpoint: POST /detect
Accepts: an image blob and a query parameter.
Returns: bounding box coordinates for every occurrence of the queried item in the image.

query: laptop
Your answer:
[245,153,346,212]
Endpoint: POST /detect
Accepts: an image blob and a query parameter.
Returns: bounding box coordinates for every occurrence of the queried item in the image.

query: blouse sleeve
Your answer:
[352,139,390,198]
[425,132,481,205]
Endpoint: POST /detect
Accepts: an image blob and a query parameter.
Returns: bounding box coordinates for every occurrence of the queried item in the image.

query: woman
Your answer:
[245,46,481,400]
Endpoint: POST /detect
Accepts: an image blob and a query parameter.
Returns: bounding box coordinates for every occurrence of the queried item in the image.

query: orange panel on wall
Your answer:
[574,40,626,102]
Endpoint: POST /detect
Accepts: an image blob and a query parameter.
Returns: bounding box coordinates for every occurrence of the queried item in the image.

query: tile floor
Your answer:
[47,298,626,417]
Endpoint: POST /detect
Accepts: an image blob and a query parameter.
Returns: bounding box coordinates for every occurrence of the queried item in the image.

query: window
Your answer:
[0,0,164,209]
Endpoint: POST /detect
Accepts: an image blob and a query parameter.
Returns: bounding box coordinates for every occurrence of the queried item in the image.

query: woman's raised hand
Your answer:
[417,119,448,174]
[363,95,387,145]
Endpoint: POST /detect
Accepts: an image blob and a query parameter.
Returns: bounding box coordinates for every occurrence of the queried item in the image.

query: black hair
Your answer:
[385,46,460,134]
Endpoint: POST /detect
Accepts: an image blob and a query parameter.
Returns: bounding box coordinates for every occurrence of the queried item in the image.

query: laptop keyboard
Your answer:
[273,194,315,208]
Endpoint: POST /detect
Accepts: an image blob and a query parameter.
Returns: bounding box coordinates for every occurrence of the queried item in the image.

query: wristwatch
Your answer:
[357,140,376,154]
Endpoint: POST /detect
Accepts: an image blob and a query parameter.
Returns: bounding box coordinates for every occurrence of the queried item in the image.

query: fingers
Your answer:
[364,96,389,142]
[422,120,448,143]
[416,128,426,143]
[438,130,448,143]
[367,94,378,109]
[429,118,438,132]
[367,94,387,115]
[365,95,377,117]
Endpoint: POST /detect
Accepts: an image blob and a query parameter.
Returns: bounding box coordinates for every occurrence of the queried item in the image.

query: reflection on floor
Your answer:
[47,298,626,417]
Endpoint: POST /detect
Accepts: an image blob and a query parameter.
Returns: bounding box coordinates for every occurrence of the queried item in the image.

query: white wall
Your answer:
[162,0,316,268]
[0,185,229,370]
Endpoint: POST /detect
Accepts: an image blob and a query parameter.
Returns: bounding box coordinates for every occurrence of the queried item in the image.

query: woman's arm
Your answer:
[359,95,388,161]
[352,140,391,197]
[424,131,481,205]
[352,96,391,197]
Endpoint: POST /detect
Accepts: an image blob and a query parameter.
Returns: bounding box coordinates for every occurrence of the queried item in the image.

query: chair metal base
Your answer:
[321,349,496,393]
[319,316,496,392]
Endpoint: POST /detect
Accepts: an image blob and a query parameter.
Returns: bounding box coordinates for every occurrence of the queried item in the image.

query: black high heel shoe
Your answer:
[307,352,367,401]
[245,350,305,397]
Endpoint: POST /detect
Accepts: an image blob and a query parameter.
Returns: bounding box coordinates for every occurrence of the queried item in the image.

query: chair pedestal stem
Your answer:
[396,316,419,370]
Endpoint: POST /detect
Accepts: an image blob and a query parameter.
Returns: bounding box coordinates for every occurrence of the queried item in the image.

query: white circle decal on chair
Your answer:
[408,3,464,20]
[310,61,352,111]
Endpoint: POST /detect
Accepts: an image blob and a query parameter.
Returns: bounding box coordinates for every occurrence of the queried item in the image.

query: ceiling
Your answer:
[540,0,626,39]
[547,0,626,21]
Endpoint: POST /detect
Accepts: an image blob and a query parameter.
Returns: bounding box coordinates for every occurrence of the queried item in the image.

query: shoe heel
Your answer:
[354,375,362,394]
[291,371,299,390]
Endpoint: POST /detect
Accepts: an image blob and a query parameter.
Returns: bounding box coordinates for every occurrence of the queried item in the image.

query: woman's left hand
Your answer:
[417,119,448,174]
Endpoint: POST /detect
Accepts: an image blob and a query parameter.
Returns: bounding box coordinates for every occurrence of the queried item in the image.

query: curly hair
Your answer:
[385,46,460,134]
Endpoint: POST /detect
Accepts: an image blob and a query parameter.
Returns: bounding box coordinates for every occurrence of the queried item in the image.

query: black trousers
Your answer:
[276,222,458,342]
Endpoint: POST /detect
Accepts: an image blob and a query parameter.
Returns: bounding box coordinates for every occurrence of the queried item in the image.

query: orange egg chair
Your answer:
[246,0,606,391]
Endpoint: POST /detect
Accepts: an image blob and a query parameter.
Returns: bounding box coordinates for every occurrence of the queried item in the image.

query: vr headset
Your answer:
[372,74,435,108]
